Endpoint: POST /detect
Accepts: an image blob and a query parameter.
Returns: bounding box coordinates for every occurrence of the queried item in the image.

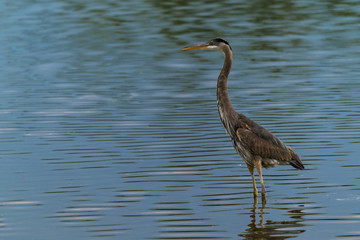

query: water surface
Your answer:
[1,0,360,239]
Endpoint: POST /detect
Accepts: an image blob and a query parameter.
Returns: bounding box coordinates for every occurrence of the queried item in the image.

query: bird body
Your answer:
[183,38,304,202]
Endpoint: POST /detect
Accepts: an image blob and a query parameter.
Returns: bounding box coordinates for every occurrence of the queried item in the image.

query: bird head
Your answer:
[182,38,231,51]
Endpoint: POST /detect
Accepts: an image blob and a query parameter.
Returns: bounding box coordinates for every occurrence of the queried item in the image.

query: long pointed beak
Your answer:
[182,43,208,51]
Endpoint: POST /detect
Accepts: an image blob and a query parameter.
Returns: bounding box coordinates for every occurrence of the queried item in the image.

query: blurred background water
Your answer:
[1,0,360,239]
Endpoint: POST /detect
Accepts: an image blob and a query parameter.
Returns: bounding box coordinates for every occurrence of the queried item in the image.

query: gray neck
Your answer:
[217,45,237,135]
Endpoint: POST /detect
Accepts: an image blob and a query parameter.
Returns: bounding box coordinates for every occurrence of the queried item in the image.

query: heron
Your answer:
[182,38,304,202]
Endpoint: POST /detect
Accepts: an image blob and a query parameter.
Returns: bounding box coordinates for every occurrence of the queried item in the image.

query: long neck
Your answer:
[217,45,237,135]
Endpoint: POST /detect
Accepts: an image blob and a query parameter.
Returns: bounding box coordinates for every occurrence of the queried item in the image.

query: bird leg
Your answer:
[246,163,258,199]
[254,156,266,203]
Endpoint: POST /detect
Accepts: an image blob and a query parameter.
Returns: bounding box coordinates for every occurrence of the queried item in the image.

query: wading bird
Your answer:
[182,38,304,202]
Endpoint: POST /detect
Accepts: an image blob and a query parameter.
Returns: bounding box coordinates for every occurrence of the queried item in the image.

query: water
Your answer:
[1,0,360,239]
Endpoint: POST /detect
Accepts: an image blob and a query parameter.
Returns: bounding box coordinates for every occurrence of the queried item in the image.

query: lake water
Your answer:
[1,0,360,239]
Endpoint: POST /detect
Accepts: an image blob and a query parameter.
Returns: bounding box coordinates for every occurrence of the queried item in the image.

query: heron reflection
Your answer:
[239,201,306,239]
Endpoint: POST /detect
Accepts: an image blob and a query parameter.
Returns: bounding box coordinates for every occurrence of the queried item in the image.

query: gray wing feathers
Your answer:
[238,114,288,151]
[235,127,304,170]
[236,128,292,161]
